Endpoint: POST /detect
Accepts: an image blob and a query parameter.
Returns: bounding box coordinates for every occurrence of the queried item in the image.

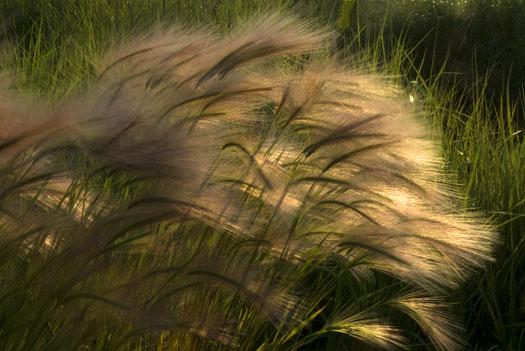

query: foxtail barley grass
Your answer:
[0,12,497,350]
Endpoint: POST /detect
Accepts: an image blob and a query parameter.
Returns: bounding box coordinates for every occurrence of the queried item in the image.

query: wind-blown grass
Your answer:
[333,2,525,348]
[0,11,498,350]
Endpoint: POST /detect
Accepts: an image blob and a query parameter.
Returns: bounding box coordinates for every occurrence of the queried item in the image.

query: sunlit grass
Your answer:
[0,1,523,350]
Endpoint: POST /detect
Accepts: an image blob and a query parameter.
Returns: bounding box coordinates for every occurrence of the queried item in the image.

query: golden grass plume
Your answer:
[0,11,497,350]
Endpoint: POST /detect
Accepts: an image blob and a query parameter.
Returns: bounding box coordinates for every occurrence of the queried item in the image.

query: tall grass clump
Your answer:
[0,9,497,351]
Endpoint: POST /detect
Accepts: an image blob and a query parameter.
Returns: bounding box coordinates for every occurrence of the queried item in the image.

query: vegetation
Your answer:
[0,1,522,350]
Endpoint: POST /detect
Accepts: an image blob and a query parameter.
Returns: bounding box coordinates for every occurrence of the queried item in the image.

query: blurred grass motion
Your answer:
[0,1,522,350]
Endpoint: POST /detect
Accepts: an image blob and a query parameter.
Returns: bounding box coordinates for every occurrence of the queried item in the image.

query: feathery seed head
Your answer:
[0,11,497,350]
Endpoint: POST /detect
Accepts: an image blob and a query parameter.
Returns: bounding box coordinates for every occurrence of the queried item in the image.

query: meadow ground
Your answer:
[0,1,523,350]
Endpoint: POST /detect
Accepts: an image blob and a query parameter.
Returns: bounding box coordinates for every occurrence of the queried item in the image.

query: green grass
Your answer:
[336,2,525,348]
[0,0,523,350]
[0,0,341,96]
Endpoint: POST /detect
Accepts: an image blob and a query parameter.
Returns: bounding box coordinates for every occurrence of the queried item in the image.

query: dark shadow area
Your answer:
[337,0,525,127]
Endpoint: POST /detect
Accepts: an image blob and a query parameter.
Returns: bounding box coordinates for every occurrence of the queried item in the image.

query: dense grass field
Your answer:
[0,1,523,350]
